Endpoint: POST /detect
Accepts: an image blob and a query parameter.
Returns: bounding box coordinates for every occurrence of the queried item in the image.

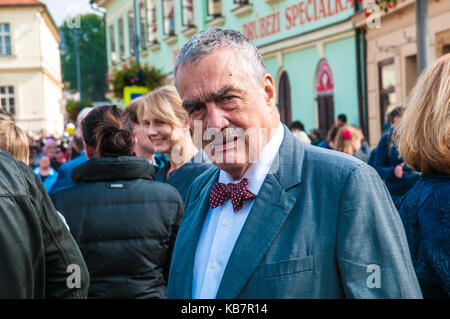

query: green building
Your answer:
[94,0,367,137]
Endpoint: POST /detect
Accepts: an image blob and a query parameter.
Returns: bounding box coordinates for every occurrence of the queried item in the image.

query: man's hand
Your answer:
[394,163,405,179]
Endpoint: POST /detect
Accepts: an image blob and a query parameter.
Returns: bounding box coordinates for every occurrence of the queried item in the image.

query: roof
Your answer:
[0,0,43,6]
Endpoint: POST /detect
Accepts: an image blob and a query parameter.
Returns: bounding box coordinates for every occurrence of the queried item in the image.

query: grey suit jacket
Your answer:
[167,127,422,298]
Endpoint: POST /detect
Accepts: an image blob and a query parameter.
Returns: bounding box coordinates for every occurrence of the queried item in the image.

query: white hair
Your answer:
[174,27,267,88]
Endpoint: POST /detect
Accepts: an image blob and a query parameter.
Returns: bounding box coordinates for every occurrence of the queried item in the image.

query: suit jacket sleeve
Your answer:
[336,163,423,298]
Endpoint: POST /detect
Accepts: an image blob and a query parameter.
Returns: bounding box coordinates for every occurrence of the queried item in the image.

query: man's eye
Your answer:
[190,104,204,114]
[221,96,235,102]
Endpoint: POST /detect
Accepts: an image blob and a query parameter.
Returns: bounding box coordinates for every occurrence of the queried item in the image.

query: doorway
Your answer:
[278,70,292,127]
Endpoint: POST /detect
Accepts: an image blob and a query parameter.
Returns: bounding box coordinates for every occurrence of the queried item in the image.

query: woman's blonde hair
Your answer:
[137,86,188,129]
[395,54,450,174]
[0,115,29,165]
[334,125,364,155]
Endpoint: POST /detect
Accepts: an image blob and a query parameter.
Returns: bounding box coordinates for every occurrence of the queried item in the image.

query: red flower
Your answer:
[365,10,371,18]
[388,1,396,9]
[342,129,352,140]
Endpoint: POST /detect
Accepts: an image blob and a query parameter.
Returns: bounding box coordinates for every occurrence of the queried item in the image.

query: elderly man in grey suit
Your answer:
[167,27,422,299]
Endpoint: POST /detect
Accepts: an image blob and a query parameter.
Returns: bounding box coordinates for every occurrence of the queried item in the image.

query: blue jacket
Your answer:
[33,167,58,193]
[167,126,422,298]
[396,174,450,298]
[373,131,420,202]
[50,151,88,194]
[155,150,214,204]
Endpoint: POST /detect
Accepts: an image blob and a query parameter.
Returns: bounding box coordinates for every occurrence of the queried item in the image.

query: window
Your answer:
[0,23,12,55]
[181,0,194,28]
[378,59,397,130]
[109,24,117,63]
[128,10,135,56]
[148,0,159,44]
[0,86,15,115]
[163,0,175,36]
[139,0,147,49]
[118,18,125,60]
[207,0,222,18]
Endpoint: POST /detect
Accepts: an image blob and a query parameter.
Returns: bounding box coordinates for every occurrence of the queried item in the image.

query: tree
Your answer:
[60,14,107,102]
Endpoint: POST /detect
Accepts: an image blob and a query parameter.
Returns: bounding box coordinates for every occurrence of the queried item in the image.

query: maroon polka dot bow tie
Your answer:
[209,178,257,213]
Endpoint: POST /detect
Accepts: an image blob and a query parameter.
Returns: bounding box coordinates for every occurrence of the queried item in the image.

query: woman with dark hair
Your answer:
[51,105,183,299]
[373,106,420,203]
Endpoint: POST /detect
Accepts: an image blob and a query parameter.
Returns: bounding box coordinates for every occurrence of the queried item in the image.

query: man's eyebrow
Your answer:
[182,85,242,109]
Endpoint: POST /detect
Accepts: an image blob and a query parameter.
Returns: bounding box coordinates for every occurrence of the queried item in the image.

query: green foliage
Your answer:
[106,59,164,99]
[60,14,108,102]
[375,0,398,12]
[66,99,93,122]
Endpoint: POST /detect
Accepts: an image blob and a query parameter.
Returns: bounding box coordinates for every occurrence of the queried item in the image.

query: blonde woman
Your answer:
[394,54,450,298]
[334,125,368,163]
[0,114,29,165]
[138,86,213,203]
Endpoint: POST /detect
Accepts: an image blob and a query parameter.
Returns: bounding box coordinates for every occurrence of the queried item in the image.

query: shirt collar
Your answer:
[218,122,284,195]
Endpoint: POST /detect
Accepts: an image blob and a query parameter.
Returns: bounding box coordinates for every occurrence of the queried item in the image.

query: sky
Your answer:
[41,0,102,27]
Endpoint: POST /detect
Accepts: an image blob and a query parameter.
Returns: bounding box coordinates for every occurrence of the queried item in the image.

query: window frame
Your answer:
[109,23,117,64]
[180,0,195,28]
[118,17,125,60]
[207,0,222,18]
[0,23,12,56]
[162,0,176,37]
[128,9,135,56]
[378,58,396,130]
[0,86,15,115]
[139,0,148,49]
[147,0,159,45]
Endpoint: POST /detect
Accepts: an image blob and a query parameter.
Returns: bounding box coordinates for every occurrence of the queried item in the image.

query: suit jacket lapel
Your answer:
[169,168,220,298]
[215,127,305,298]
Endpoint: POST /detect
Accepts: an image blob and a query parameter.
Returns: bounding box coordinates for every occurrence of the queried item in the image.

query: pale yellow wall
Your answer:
[360,0,450,147]
[0,5,64,136]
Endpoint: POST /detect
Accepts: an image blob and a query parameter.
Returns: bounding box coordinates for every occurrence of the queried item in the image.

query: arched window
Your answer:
[278,70,291,127]
[315,60,335,135]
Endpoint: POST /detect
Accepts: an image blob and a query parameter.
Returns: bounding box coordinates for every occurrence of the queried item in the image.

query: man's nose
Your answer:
[205,103,229,130]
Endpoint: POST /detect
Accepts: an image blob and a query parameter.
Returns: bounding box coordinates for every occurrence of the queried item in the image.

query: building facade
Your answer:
[353,0,450,146]
[97,0,363,137]
[0,0,64,135]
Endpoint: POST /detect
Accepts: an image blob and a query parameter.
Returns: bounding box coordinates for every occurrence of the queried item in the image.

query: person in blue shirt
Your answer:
[373,106,420,203]
[50,133,87,194]
[34,155,58,193]
[137,86,213,203]
[394,54,450,298]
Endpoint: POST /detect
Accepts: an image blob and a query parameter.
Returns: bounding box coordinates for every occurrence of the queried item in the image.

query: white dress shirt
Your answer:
[192,122,284,299]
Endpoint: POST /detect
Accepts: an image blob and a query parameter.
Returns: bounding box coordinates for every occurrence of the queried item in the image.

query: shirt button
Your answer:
[222,220,228,227]
[211,262,218,269]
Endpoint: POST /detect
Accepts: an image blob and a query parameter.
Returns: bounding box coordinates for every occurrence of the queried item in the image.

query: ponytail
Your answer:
[82,105,135,157]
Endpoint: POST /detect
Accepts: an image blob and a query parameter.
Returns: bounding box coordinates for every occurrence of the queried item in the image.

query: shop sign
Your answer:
[242,0,354,46]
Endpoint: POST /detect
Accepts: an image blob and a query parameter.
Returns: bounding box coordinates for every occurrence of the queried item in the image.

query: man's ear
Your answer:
[263,73,276,107]
[83,141,94,159]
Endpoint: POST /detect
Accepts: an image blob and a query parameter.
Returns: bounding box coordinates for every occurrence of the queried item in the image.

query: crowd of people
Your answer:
[0,27,448,299]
